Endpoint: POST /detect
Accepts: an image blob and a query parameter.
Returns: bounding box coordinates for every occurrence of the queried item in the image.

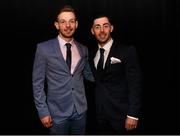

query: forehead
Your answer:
[57,12,76,20]
[93,17,110,25]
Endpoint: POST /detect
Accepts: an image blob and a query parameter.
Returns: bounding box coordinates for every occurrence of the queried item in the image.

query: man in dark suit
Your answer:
[32,5,94,135]
[90,14,142,134]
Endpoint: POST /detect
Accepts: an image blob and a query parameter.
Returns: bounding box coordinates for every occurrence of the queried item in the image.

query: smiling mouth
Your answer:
[65,29,72,33]
[99,34,106,39]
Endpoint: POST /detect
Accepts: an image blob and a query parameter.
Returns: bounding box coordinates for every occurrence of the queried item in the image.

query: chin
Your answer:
[65,34,73,38]
[100,40,108,44]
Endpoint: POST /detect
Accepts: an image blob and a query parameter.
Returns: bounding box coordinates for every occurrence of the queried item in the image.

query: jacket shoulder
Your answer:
[37,38,57,47]
[75,40,87,49]
[113,41,136,52]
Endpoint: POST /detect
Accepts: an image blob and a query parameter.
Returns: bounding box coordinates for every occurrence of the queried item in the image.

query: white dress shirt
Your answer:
[94,39,113,69]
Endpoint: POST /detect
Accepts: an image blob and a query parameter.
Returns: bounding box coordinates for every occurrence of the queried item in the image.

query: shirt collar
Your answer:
[58,35,74,47]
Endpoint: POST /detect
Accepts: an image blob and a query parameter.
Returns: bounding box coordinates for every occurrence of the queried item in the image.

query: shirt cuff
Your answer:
[127,115,139,120]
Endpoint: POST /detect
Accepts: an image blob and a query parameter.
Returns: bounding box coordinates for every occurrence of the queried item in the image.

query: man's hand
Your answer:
[125,117,138,131]
[41,115,53,128]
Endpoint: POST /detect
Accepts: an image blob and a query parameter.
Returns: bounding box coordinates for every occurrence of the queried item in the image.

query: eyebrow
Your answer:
[94,22,110,25]
[58,18,76,21]
[94,23,110,26]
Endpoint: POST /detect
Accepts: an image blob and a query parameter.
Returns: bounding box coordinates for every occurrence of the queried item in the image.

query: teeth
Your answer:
[66,30,71,33]
[100,35,105,39]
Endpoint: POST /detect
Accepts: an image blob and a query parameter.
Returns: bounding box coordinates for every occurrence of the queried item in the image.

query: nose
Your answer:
[100,27,104,32]
[65,22,70,27]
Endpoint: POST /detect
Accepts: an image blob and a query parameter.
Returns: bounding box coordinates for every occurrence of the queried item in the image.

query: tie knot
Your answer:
[99,48,105,54]
[65,43,72,49]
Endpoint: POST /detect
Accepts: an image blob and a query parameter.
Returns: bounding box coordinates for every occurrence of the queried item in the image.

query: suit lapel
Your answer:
[103,42,117,73]
[90,47,98,73]
[72,41,84,74]
[53,38,69,70]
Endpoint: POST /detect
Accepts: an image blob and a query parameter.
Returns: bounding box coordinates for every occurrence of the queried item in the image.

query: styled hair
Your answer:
[55,5,77,21]
[91,13,113,25]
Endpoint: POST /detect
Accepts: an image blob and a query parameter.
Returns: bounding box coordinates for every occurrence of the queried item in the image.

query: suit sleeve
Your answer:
[83,47,95,82]
[32,44,50,119]
[126,46,142,118]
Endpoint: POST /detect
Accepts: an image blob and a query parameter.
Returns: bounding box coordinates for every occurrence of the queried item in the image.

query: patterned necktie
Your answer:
[65,43,72,70]
[97,48,105,72]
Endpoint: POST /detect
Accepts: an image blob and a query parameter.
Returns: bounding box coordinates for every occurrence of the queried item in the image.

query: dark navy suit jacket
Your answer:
[90,40,142,120]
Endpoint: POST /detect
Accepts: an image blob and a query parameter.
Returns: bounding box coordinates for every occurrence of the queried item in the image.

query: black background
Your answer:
[1,0,179,134]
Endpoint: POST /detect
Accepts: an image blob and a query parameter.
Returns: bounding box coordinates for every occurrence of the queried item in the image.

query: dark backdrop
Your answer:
[1,0,179,134]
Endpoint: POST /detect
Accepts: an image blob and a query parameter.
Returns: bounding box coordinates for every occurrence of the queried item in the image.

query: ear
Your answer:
[54,21,59,30]
[110,25,114,33]
[75,20,78,29]
[91,28,94,35]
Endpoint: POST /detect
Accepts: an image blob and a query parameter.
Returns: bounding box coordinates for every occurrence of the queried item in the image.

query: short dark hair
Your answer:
[91,13,113,25]
[55,5,77,21]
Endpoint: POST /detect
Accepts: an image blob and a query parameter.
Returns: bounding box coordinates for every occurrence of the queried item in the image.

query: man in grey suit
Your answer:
[32,5,94,135]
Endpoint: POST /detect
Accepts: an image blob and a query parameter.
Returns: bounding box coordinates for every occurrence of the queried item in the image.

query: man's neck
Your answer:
[59,34,73,43]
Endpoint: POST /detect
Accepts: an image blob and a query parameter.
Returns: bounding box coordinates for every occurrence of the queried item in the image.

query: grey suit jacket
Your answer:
[32,37,94,124]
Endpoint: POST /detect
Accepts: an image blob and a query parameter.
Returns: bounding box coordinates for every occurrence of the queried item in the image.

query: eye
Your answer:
[94,25,101,29]
[59,20,65,24]
[103,24,110,28]
[69,20,76,24]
